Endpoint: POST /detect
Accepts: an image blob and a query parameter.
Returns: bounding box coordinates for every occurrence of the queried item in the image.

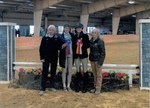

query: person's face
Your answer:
[48,28,55,35]
[91,31,98,38]
[76,27,82,33]
[64,27,70,34]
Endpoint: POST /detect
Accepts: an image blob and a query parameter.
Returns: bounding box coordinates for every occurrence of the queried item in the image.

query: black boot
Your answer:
[82,72,88,93]
[50,77,55,89]
[75,72,81,92]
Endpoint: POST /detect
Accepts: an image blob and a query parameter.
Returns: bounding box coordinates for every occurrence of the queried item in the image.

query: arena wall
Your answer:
[16,35,139,49]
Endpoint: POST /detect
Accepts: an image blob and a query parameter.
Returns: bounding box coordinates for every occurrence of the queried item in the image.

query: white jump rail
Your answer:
[13,62,139,87]
[13,62,138,68]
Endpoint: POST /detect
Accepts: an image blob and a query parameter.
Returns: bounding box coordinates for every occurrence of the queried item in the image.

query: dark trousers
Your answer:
[41,59,57,91]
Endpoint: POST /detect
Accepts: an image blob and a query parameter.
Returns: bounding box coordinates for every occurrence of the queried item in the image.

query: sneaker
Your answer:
[90,89,95,93]
[95,90,101,95]
[39,91,45,96]
[49,88,57,92]
[67,87,72,92]
[63,87,67,92]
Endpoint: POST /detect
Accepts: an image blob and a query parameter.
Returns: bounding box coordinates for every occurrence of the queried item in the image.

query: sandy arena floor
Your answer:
[16,41,139,64]
[0,41,149,108]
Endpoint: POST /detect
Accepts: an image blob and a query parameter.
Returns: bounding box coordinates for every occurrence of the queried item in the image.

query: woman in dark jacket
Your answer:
[39,25,64,95]
[73,22,90,93]
[89,28,106,95]
[59,24,75,91]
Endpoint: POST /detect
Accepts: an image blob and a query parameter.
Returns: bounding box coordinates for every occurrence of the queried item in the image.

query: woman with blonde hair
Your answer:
[89,28,106,94]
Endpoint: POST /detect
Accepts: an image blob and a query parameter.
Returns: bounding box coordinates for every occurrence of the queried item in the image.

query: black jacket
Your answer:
[89,37,106,65]
[73,31,90,59]
[39,35,63,62]
[59,32,75,68]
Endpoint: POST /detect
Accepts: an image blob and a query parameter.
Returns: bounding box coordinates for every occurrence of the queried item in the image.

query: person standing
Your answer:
[89,28,106,95]
[59,24,74,91]
[39,25,64,95]
[73,22,90,93]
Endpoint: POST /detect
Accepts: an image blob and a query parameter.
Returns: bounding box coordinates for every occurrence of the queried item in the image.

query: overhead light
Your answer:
[0,1,3,3]
[110,13,113,15]
[73,0,93,3]
[128,0,135,4]
[49,6,57,9]
[28,4,34,7]
[132,15,136,17]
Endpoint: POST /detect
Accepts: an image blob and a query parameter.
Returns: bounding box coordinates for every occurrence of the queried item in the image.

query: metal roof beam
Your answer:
[136,9,150,19]
[81,0,128,15]
[33,0,64,11]
[113,3,150,17]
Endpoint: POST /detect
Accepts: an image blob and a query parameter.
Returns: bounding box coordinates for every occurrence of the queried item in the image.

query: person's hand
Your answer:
[62,43,67,49]
[41,59,45,62]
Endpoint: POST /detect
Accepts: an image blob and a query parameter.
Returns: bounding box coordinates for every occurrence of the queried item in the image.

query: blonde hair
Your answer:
[91,28,100,37]
[48,25,56,31]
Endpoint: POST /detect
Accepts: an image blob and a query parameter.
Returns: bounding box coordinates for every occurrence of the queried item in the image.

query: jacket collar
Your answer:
[90,37,99,43]
[76,31,83,38]
[62,32,72,37]
[45,34,58,38]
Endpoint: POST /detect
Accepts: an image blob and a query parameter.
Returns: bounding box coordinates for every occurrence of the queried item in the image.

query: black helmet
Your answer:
[63,24,70,28]
[75,22,83,29]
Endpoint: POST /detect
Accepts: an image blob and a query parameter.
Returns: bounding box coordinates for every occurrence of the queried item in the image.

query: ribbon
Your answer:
[76,39,82,54]
[66,40,72,55]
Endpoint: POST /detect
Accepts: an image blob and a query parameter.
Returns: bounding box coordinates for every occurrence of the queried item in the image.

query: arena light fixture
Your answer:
[49,6,57,9]
[128,0,135,4]
[132,15,136,17]
[0,1,3,3]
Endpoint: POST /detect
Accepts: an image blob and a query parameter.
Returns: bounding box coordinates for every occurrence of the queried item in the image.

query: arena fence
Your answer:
[13,62,139,87]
